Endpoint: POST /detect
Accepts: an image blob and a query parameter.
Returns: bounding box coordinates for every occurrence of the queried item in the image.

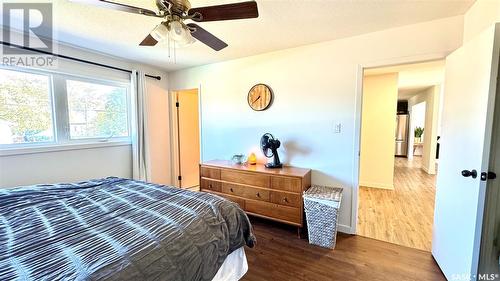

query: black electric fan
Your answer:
[260,133,282,168]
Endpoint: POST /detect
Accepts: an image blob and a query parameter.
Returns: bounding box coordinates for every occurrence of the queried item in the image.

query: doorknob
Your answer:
[462,169,478,179]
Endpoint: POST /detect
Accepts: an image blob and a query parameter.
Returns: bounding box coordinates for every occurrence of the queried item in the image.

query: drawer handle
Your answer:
[283,197,289,203]
[208,184,212,188]
[256,192,261,198]
[230,188,234,192]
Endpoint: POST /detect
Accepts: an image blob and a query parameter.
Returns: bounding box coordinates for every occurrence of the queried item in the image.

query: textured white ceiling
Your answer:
[10,0,474,71]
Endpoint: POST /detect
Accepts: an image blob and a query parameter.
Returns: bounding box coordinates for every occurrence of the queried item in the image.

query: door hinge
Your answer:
[178,175,182,181]
[176,102,179,107]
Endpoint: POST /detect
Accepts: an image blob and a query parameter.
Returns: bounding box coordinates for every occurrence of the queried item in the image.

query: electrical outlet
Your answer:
[334,122,342,133]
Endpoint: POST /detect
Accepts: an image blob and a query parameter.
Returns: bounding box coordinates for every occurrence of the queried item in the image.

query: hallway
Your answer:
[357,157,436,251]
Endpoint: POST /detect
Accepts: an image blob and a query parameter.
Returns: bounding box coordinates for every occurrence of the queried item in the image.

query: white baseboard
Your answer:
[422,165,429,173]
[359,181,394,190]
[186,185,200,191]
[337,224,353,234]
[421,165,436,175]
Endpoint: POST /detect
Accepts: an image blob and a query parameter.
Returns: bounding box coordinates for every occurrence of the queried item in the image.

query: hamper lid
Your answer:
[304,185,343,201]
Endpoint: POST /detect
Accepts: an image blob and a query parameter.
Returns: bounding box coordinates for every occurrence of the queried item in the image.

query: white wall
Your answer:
[168,16,464,233]
[146,79,172,185]
[359,73,398,190]
[0,145,132,187]
[463,0,500,43]
[408,86,441,174]
[0,36,171,188]
[410,101,426,157]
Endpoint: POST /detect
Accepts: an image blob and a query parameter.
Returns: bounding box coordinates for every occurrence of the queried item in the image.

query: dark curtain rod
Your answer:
[0,41,161,80]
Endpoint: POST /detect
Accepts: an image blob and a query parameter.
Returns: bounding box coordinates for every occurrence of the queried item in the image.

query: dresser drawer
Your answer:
[270,176,302,192]
[201,167,221,179]
[219,193,246,209]
[221,170,270,187]
[222,182,269,202]
[200,178,221,192]
[270,191,301,208]
[245,200,301,224]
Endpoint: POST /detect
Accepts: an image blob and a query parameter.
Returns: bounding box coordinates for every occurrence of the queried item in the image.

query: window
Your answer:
[0,69,54,144]
[0,67,130,149]
[67,80,129,139]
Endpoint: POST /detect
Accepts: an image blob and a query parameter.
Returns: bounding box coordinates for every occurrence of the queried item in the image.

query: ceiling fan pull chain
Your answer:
[174,42,177,64]
[167,32,171,58]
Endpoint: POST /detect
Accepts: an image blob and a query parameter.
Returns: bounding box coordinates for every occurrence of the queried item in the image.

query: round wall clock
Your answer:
[247,84,273,111]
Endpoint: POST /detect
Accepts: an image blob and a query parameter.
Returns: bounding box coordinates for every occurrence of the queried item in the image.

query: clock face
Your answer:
[248,84,273,111]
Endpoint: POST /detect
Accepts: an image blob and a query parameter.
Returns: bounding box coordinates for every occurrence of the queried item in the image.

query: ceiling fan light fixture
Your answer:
[76,0,259,52]
[176,32,196,46]
[168,21,186,42]
[150,23,169,42]
[168,20,195,46]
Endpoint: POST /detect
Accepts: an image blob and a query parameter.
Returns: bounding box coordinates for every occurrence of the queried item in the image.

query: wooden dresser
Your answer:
[200,160,311,230]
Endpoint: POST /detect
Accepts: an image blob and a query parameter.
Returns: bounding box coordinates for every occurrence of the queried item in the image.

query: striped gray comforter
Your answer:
[0,177,255,281]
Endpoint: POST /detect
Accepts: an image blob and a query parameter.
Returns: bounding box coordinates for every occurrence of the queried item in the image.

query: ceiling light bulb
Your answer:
[150,23,168,42]
[169,21,186,42]
[176,30,196,46]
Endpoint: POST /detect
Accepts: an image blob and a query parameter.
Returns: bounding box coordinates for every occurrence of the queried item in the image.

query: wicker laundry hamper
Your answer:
[303,185,343,249]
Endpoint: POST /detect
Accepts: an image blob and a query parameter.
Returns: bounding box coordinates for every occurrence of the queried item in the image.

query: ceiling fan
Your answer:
[71,0,259,51]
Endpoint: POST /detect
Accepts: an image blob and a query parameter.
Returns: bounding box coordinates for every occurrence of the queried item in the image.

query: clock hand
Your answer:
[252,96,261,104]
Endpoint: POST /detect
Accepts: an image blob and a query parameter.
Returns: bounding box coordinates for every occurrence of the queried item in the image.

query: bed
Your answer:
[0,177,255,281]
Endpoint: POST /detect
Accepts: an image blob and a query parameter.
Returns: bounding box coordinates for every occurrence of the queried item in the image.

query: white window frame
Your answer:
[59,74,131,144]
[0,66,132,155]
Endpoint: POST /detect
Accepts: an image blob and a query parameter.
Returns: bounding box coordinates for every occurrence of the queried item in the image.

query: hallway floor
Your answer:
[357,157,436,251]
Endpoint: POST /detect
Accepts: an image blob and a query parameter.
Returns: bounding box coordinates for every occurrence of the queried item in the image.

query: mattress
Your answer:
[212,247,248,281]
[0,177,255,281]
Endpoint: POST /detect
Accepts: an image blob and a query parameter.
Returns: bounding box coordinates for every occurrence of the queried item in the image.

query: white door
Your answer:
[433,24,500,280]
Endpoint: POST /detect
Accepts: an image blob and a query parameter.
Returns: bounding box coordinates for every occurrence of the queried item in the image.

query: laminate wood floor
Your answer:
[242,218,445,281]
[357,157,436,251]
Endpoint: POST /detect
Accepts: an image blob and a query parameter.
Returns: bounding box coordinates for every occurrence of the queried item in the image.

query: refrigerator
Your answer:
[395,114,409,157]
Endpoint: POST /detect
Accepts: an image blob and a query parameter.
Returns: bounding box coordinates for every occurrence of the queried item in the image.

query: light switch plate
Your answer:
[334,122,342,133]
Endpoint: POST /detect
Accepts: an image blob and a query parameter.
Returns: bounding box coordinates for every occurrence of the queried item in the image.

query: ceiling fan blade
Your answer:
[139,34,158,46]
[188,1,258,22]
[187,23,228,51]
[70,0,161,17]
